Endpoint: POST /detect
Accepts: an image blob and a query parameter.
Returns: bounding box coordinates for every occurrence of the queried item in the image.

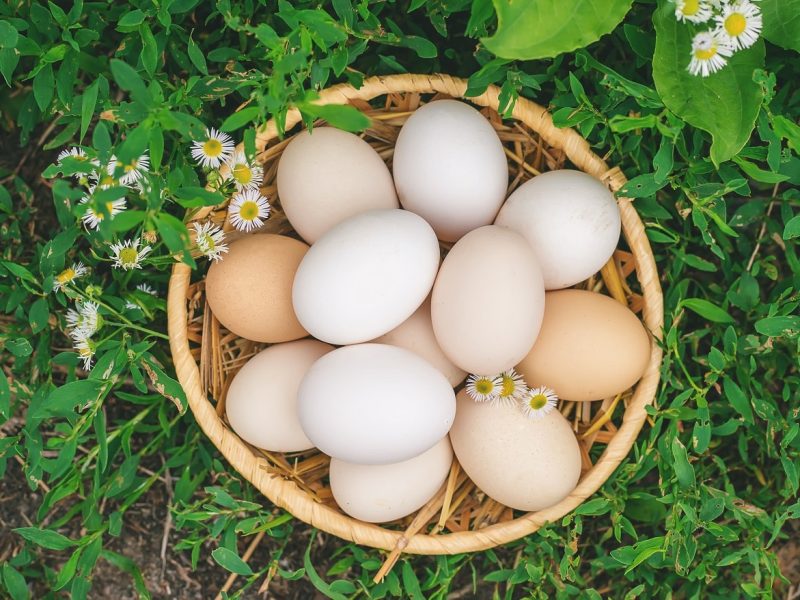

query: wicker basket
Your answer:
[167,73,664,575]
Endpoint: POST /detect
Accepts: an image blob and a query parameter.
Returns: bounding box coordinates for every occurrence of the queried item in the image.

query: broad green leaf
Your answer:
[109,58,150,106]
[0,21,19,49]
[670,438,695,489]
[680,298,734,324]
[482,0,634,60]
[173,186,225,208]
[30,379,104,419]
[733,156,789,184]
[723,377,754,424]
[783,215,800,240]
[211,547,253,576]
[220,106,259,132]
[28,297,49,333]
[761,0,800,52]
[617,173,669,198]
[140,23,158,76]
[187,33,208,76]
[80,79,99,143]
[401,561,424,600]
[14,527,77,550]
[0,372,10,420]
[652,4,765,166]
[33,63,54,111]
[117,9,146,29]
[2,564,29,600]
[300,102,370,132]
[754,316,800,337]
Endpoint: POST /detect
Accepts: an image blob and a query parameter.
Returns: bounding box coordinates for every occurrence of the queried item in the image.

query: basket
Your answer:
[167,73,664,575]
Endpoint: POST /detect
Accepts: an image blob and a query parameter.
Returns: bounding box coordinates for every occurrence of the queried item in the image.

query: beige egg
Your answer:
[330,437,453,523]
[516,289,650,401]
[449,390,581,511]
[372,297,466,387]
[431,225,545,375]
[276,127,399,243]
[226,339,333,452]
[205,234,308,342]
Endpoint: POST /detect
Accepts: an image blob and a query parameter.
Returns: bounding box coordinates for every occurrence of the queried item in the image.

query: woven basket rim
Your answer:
[167,73,664,555]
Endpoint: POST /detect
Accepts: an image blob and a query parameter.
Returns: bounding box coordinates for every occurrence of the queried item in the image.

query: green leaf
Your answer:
[28,298,49,333]
[14,527,77,550]
[220,106,259,133]
[783,215,800,240]
[109,58,149,106]
[617,173,669,198]
[173,186,225,208]
[33,63,54,112]
[761,0,800,52]
[80,79,99,143]
[140,23,158,77]
[141,354,187,413]
[732,156,789,184]
[482,0,634,60]
[652,4,765,166]
[754,316,800,337]
[211,547,253,576]
[723,377,754,424]
[670,438,695,489]
[680,298,734,324]
[0,47,20,86]
[187,33,208,76]
[117,9,146,29]
[574,497,611,516]
[401,561,424,600]
[0,21,19,49]
[0,372,10,420]
[30,379,104,419]
[2,564,29,600]
[300,103,370,133]
[6,338,33,357]
[772,115,800,153]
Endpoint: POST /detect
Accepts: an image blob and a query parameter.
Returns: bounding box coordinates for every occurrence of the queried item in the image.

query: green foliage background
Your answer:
[1,0,799,597]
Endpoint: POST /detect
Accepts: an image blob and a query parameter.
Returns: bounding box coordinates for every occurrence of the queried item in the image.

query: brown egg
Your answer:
[449,390,581,511]
[516,289,650,401]
[205,234,308,342]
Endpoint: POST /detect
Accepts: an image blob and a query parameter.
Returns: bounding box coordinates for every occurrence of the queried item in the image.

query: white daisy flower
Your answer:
[224,151,264,191]
[53,262,88,292]
[125,283,158,310]
[228,189,270,232]
[191,127,235,169]
[80,195,127,230]
[715,1,762,50]
[72,334,95,370]
[675,0,713,23]
[107,153,150,186]
[688,31,732,77]
[66,301,101,337]
[497,369,529,407]
[465,374,502,403]
[520,386,559,419]
[110,238,152,270]
[192,221,229,261]
[57,147,93,182]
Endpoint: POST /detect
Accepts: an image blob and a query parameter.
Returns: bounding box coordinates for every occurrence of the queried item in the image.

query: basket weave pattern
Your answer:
[167,74,664,557]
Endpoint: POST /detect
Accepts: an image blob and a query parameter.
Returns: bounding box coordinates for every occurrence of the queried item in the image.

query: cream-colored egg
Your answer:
[516,289,650,401]
[330,437,453,523]
[276,127,399,243]
[392,100,509,242]
[298,344,456,465]
[449,390,582,511]
[494,170,621,289]
[226,339,333,452]
[372,297,466,387]
[431,225,545,375]
[205,234,308,343]
[292,209,440,345]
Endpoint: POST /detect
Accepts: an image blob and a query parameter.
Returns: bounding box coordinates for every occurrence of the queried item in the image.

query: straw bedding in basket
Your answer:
[167,73,664,577]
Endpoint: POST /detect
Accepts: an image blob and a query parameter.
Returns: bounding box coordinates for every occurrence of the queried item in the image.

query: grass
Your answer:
[1,0,799,598]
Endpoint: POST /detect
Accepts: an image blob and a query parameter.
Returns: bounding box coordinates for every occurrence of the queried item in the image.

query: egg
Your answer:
[449,390,582,511]
[292,209,440,345]
[372,297,466,387]
[226,339,333,452]
[276,127,399,243]
[392,100,508,242]
[205,234,308,342]
[494,170,621,290]
[516,289,650,401]
[330,437,453,523]
[431,225,545,375]
[298,344,456,465]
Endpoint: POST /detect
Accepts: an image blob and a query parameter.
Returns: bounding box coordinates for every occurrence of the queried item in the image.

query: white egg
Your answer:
[276,127,399,243]
[494,170,621,290]
[449,390,582,511]
[298,344,456,465]
[371,297,466,387]
[330,437,453,523]
[392,100,508,242]
[292,209,440,345]
[431,226,545,376]
[226,339,333,452]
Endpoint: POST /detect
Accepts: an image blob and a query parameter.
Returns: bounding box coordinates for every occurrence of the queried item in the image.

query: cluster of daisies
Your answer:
[465,368,558,419]
[53,126,271,369]
[673,0,762,77]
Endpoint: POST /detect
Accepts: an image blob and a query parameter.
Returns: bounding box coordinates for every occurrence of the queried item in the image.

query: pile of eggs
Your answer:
[206,99,651,524]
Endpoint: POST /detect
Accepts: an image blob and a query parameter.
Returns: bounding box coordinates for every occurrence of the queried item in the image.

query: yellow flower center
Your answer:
[239,201,259,221]
[528,393,548,410]
[203,139,223,157]
[56,268,75,284]
[78,346,93,358]
[682,0,699,15]
[200,233,215,250]
[500,376,515,397]
[100,174,115,186]
[232,162,253,185]
[119,247,138,265]
[475,379,493,395]
[694,46,718,60]
[124,161,138,173]
[725,13,747,36]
